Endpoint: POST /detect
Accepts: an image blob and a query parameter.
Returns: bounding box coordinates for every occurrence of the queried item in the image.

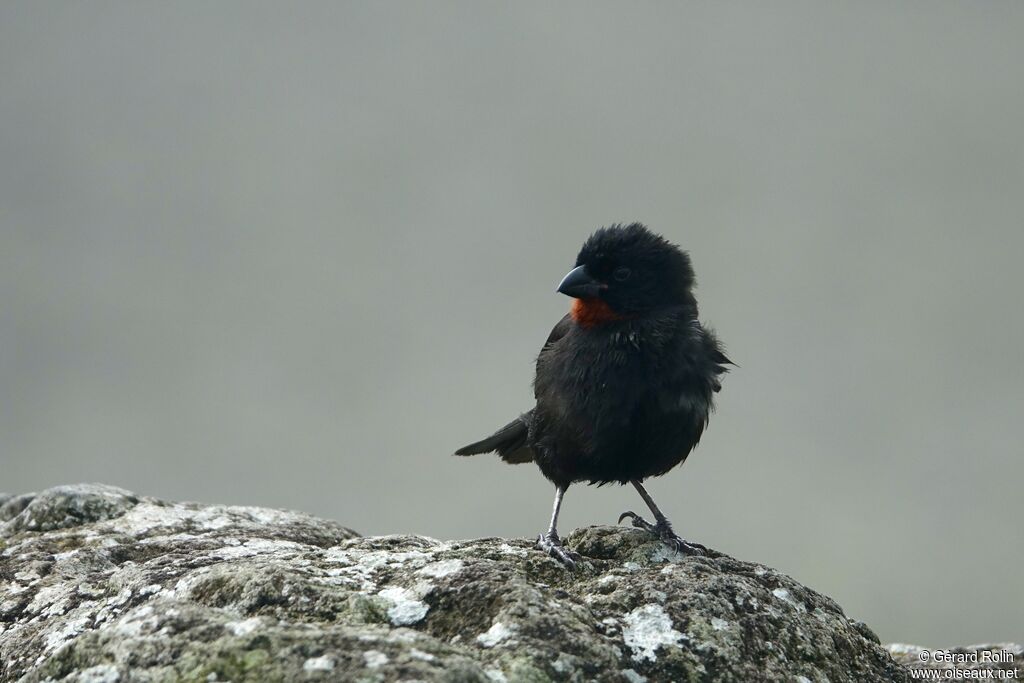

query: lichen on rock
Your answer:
[0,484,950,681]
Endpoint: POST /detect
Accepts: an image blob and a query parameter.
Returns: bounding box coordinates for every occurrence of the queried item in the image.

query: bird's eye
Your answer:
[613,267,632,282]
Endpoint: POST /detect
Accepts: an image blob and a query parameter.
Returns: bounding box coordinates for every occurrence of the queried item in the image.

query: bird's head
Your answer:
[557,223,695,326]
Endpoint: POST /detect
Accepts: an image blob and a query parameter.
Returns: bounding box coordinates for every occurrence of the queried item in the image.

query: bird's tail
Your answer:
[454,411,534,464]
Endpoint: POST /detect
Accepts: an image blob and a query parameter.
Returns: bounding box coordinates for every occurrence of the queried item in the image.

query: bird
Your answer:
[455,223,731,567]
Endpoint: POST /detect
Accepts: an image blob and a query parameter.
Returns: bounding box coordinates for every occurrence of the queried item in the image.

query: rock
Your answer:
[1,485,139,533]
[0,484,980,682]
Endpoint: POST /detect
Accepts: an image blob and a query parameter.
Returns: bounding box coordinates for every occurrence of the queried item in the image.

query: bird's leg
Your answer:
[535,485,580,568]
[618,480,707,556]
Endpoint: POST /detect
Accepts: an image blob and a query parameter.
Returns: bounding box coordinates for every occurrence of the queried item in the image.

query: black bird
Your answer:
[455,223,731,567]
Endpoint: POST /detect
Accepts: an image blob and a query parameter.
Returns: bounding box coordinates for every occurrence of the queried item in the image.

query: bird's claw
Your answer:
[616,511,707,556]
[536,532,580,569]
[617,510,657,532]
[663,535,708,556]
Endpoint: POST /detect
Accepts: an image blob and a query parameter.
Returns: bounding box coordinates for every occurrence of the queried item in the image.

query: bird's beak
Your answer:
[557,265,605,299]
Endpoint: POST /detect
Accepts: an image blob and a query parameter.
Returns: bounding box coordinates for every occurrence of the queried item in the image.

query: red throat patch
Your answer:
[570,298,626,328]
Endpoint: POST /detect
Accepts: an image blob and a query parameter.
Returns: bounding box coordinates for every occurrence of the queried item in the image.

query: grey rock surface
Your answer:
[0,484,950,681]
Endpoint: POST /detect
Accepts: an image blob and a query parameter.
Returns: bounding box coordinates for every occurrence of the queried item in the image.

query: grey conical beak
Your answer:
[557,265,604,299]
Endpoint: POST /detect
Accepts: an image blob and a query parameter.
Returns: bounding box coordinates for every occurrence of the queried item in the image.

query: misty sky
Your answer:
[1,2,1022,646]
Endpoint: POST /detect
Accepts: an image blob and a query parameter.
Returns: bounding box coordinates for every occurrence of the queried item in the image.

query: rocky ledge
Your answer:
[0,485,1016,682]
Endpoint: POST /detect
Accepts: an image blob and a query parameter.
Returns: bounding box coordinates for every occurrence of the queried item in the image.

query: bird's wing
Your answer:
[543,313,573,351]
[539,313,572,358]
[452,315,573,465]
[535,313,573,397]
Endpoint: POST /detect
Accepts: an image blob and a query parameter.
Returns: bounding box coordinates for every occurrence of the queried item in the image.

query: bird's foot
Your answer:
[535,531,580,569]
[617,511,707,556]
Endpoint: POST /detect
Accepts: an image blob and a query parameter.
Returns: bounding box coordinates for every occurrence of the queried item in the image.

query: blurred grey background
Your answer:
[1,2,1021,647]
